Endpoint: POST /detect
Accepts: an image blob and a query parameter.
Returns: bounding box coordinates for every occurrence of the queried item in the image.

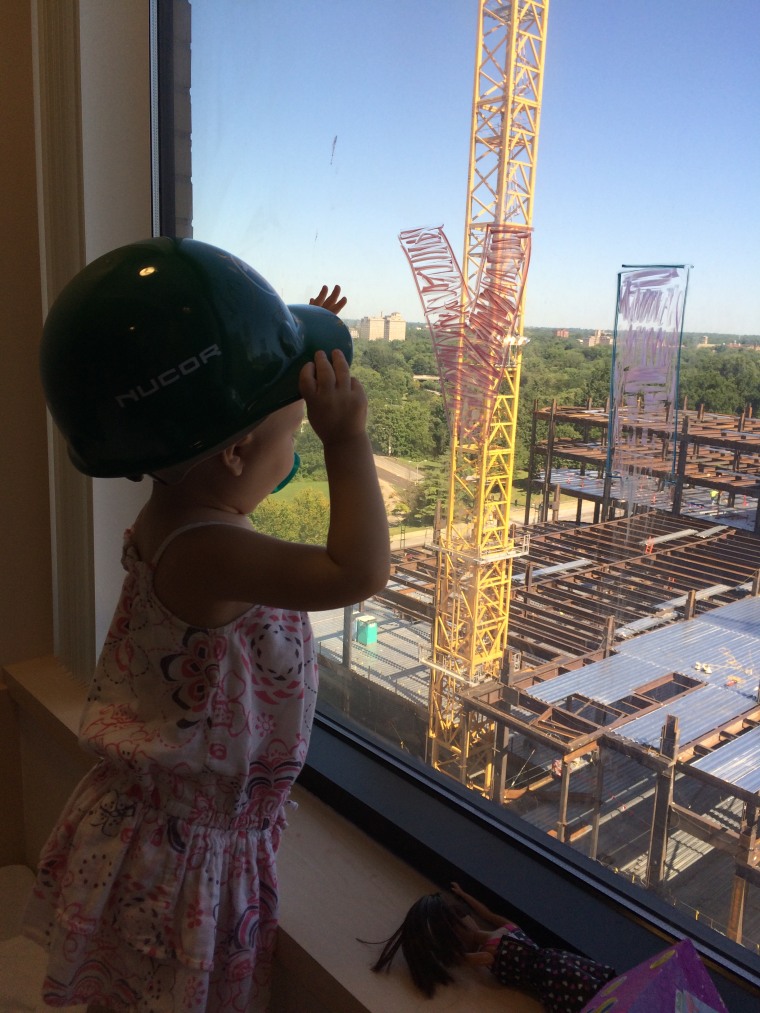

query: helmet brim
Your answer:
[287,303,354,366]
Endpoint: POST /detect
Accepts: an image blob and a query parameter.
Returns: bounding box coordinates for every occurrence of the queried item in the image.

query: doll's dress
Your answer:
[486,921,616,1013]
[23,523,318,1012]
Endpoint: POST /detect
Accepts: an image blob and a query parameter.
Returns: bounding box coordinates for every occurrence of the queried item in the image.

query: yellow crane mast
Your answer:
[430,0,549,790]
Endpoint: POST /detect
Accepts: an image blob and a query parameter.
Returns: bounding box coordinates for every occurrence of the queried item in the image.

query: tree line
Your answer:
[252,330,760,538]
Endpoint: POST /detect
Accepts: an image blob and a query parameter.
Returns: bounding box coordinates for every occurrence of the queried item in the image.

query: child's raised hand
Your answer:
[309,284,347,315]
[298,347,388,601]
[299,348,367,447]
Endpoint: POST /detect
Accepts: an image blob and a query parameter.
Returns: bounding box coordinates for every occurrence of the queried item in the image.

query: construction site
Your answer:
[525,399,760,531]
[313,404,760,955]
[313,0,759,964]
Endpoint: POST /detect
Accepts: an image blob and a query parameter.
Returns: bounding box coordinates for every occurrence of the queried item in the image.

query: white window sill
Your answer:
[3,658,540,1012]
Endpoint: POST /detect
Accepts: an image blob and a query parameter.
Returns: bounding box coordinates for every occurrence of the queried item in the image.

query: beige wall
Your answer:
[0,2,152,678]
[0,0,152,846]
[0,3,53,668]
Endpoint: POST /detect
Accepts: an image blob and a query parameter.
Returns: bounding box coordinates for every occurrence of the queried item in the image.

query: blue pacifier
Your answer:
[273,452,300,493]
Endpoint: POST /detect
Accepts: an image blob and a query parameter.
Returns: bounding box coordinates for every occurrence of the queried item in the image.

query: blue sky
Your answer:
[190,1,759,334]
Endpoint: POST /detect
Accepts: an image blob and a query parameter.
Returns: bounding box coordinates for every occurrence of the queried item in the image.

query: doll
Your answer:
[371,882,616,1012]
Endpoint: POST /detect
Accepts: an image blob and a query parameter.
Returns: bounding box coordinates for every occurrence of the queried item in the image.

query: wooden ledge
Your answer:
[2,655,87,751]
[275,785,540,1011]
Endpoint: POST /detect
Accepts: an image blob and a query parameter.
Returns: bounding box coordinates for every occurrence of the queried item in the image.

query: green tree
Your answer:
[400,335,437,376]
[357,341,400,374]
[405,461,447,526]
[295,424,326,480]
[367,392,440,458]
[679,347,760,415]
[368,401,399,455]
[251,487,330,544]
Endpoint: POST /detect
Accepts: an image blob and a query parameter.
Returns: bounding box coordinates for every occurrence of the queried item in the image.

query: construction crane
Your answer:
[400,0,549,793]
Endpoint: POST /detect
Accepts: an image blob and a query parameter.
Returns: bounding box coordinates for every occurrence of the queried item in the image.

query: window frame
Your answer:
[302,709,759,1010]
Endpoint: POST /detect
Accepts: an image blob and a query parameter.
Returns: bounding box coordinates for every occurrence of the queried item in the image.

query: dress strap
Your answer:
[151,521,242,566]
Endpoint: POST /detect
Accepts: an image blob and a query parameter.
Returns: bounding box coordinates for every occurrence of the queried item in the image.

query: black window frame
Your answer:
[303,708,759,1011]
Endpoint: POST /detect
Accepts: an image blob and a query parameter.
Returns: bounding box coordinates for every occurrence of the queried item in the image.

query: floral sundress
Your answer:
[24,523,318,1012]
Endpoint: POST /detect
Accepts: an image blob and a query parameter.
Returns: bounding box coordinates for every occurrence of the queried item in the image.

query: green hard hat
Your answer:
[40,237,352,477]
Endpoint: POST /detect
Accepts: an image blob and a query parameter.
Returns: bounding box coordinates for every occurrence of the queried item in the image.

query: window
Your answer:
[158,2,760,1006]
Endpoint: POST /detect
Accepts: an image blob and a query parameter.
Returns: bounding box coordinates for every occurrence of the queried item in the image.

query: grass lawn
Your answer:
[275,468,531,519]
[273,477,330,502]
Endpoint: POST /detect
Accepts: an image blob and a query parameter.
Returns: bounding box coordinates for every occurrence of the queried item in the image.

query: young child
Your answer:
[371,882,616,1012]
[24,238,390,1012]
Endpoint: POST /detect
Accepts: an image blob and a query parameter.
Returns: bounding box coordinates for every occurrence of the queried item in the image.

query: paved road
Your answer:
[391,526,435,551]
[374,456,421,487]
[390,500,596,552]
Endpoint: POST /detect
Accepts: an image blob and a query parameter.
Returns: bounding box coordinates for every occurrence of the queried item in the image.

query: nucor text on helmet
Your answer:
[115,344,222,407]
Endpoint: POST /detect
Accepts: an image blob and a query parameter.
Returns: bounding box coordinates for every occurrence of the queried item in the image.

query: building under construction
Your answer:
[314,401,760,954]
[526,398,760,530]
[319,0,759,969]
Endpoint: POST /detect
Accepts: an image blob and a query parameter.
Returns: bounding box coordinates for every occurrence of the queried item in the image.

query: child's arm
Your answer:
[297,347,390,604]
[161,348,390,615]
[451,882,509,929]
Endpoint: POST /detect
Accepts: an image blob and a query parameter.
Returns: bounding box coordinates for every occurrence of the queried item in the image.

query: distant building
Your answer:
[725,340,760,352]
[587,329,613,347]
[358,316,386,341]
[555,328,569,338]
[358,312,406,342]
[384,312,406,341]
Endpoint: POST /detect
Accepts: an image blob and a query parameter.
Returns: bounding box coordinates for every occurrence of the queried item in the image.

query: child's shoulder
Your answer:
[133,514,290,627]
[132,506,252,566]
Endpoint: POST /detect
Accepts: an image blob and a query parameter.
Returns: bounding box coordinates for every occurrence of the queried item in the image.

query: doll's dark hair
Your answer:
[370,893,467,998]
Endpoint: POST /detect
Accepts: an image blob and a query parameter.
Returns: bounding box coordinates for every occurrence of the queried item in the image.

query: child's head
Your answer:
[40,238,352,480]
[156,399,306,508]
[372,893,469,997]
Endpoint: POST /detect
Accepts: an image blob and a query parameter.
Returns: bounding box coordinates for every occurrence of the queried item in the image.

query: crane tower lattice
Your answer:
[400,0,549,793]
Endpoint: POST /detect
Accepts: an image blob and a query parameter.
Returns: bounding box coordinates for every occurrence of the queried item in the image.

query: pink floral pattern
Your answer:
[24,526,318,1011]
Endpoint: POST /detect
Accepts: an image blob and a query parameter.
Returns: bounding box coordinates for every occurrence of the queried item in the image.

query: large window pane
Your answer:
[176,0,760,989]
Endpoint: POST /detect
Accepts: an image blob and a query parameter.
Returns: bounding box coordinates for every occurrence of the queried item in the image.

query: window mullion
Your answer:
[32,0,95,678]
